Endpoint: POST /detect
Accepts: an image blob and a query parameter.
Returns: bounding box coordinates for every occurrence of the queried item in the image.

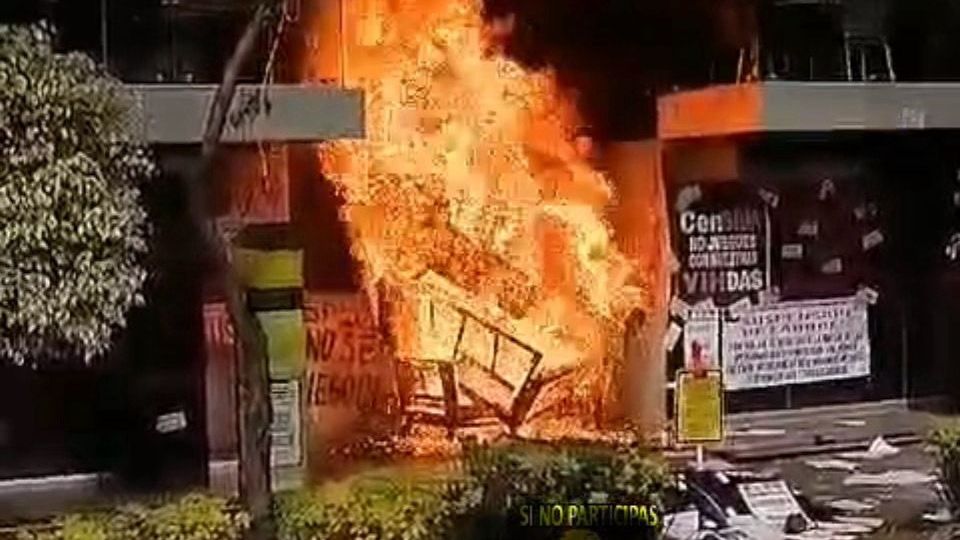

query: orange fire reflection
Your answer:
[308,0,651,439]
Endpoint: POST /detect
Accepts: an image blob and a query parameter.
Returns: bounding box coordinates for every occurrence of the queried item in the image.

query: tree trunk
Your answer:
[182,3,279,539]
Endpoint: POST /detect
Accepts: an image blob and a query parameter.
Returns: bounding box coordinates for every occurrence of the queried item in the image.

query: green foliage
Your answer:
[15,494,250,540]
[930,424,960,515]
[460,440,671,511]
[0,24,154,364]
[275,443,671,540]
[275,474,472,540]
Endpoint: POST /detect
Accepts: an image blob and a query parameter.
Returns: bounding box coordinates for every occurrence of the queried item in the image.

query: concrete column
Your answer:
[601,141,671,440]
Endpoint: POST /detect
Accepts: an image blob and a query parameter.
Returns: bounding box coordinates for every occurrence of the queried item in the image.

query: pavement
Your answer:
[718,400,941,462]
[666,400,959,539]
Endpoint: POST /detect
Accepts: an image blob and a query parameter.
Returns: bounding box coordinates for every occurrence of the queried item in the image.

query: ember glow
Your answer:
[310,0,650,438]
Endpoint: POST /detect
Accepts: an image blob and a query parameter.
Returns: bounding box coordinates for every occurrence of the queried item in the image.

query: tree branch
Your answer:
[183,2,284,539]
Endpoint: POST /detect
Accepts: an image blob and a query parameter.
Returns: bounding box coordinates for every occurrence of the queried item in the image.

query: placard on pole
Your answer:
[675,369,724,468]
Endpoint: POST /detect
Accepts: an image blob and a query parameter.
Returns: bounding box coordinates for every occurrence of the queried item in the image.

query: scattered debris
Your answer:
[923,507,954,524]
[833,516,884,529]
[662,509,699,540]
[834,419,867,428]
[827,499,876,513]
[843,470,936,487]
[732,428,788,437]
[805,459,860,473]
[815,520,876,535]
[838,436,901,460]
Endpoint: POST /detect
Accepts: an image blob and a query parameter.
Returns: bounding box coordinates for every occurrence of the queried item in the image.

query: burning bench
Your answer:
[394,256,594,437]
[401,306,547,437]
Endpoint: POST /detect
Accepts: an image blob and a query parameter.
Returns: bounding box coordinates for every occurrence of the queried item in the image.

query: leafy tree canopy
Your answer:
[0,25,154,365]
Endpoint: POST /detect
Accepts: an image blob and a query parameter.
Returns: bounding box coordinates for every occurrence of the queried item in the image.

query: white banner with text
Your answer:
[722,296,870,390]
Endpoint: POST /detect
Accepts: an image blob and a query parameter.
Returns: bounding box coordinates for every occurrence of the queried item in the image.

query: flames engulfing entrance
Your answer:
[309,0,652,438]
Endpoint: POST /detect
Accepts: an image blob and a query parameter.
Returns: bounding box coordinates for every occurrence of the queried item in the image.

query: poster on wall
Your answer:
[303,294,399,448]
[722,296,871,390]
[673,182,769,306]
[270,380,303,468]
[683,309,720,370]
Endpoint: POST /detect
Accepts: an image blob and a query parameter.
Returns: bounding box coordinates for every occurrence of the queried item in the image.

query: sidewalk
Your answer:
[715,400,947,462]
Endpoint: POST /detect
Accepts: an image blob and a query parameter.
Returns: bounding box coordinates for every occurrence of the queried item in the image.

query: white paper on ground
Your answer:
[726,515,785,538]
[661,510,699,540]
[834,516,884,529]
[840,436,901,460]
[834,419,868,428]
[867,436,900,456]
[922,508,954,524]
[738,480,811,529]
[827,499,875,512]
[805,459,860,473]
[816,521,874,534]
[843,470,936,487]
[732,428,787,437]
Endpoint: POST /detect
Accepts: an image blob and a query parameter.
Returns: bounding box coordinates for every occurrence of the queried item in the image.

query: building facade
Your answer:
[657,0,960,417]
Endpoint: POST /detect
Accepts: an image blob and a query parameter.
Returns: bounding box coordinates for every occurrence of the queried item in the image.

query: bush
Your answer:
[458,441,671,537]
[930,425,960,516]
[276,443,671,540]
[275,473,473,540]
[15,494,250,540]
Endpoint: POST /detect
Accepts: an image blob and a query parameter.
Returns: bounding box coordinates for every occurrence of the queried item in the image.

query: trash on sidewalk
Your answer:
[837,436,901,460]
[827,498,876,513]
[843,469,936,486]
[738,479,814,531]
[833,516,884,529]
[834,419,867,428]
[731,428,788,437]
[804,459,860,472]
[923,507,954,524]
[662,509,699,539]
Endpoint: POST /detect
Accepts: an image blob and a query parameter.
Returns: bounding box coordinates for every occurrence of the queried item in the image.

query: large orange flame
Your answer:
[309,0,650,436]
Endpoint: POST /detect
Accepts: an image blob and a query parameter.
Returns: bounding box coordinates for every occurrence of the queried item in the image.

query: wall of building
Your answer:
[662,132,960,413]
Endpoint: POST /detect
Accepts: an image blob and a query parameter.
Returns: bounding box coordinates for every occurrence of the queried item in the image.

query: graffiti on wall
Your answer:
[303,295,397,415]
[203,294,398,454]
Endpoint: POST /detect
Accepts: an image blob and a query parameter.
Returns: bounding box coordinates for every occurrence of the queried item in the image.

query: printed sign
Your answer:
[676,370,723,443]
[673,183,768,306]
[683,309,720,370]
[738,480,810,528]
[722,296,871,390]
[270,380,303,468]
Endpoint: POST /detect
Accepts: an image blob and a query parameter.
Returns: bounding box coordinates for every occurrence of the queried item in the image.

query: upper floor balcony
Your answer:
[4,0,364,144]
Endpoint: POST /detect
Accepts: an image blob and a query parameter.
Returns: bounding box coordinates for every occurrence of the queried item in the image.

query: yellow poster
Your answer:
[257,310,308,379]
[676,369,723,443]
[234,248,304,290]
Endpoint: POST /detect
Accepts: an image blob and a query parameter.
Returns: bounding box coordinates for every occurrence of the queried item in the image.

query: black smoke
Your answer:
[481,0,753,140]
